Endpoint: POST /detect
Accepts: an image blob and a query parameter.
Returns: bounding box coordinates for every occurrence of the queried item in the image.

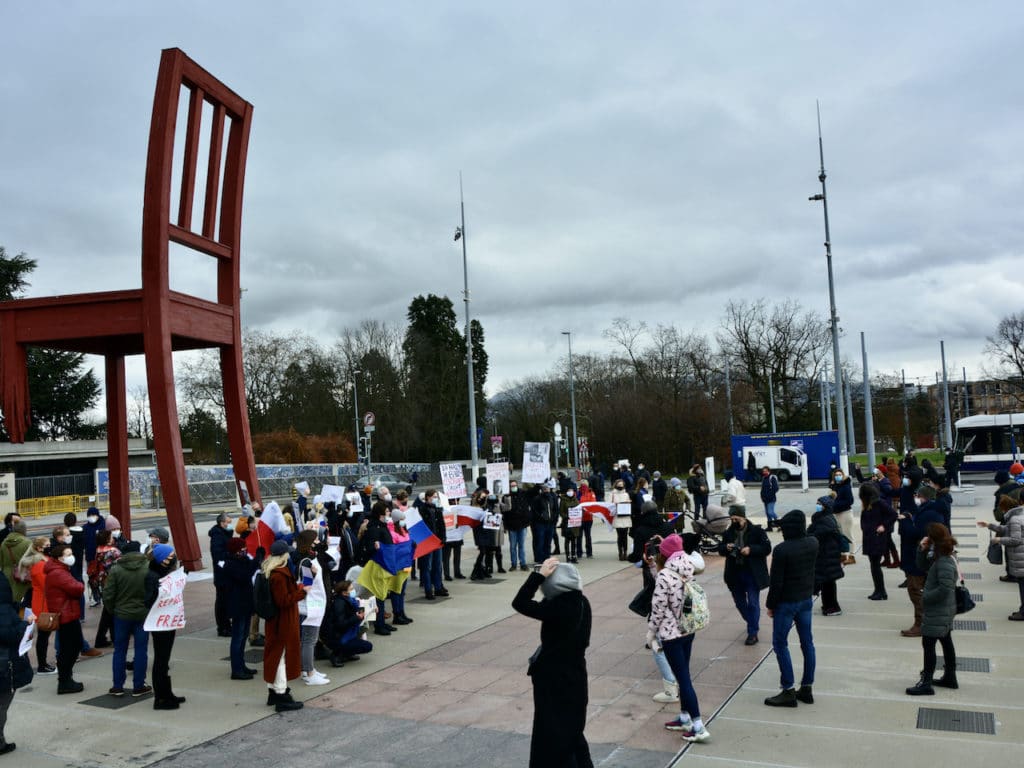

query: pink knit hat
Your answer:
[659,533,684,560]
[105,516,120,531]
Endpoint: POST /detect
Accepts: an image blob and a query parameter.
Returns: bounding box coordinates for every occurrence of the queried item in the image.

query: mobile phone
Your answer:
[532,564,542,572]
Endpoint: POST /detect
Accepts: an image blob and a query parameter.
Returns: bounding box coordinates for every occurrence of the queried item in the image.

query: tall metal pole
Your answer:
[768,370,777,433]
[844,370,856,455]
[940,340,953,449]
[810,102,848,472]
[824,360,833,431]
[351,371,363,473]
[819,372,826,431]
[861,332,876,469]
[902,368,911,452]
[457,173,480,480]
[563,331,579,469]
[724,357,735,436]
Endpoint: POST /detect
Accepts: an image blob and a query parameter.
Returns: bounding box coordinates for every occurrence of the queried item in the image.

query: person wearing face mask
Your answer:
[103,541,153,697]
[143,544,187,709]
[512,557,593,767]
[51,519,101,660]
[470,485,500,579]
[828,469,855,564]
[577,481,597,558]
[503,482,531,571]
[90,530,121,647]
[145,527,170,557]
[559,487,582,564]
[418,490,450,600]
[23,536,55,674]
[896,484,945,637]
[717,506,771,645]
[687,464,710,520]
[530,483,559,564]
[859,483,898,601]
[386,509,414,625]
[807,496,844,617]
[44,544,86,693]
[208,512,235,638]
[0,519,31,605]
[609,479,632,561]
[104,516,128,551]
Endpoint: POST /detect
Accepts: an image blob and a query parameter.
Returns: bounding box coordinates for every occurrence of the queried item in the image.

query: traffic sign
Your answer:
[553,421,562,437]
[363,412,375,428]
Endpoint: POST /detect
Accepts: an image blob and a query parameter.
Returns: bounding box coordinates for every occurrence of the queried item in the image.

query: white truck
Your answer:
[740,445,805,481]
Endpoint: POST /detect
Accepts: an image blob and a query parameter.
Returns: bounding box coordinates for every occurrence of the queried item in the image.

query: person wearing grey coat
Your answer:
[977,504,1024,620]
[906,523,959,696]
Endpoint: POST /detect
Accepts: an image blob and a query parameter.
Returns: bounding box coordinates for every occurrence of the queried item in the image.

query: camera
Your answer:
[644,541,659,558]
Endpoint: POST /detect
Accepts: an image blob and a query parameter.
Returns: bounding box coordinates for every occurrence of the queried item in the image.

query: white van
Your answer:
[740,445,805,481]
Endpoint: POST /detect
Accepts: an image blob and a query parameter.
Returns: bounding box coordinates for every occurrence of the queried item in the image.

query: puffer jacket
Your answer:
[609,488,632,529]
[899,501,944,577]
[918,548,957,638]
[102,552,150,621]
[808,509,844,585]
[766,511,818,609]
[44,557,84,624]
[986,506,1024,578]
[647,553,696,642]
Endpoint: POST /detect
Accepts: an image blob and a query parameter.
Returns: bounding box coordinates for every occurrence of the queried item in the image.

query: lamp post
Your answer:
[809,102,848,472]
[454,173,480,480]
[768,370,777,433]
[351,370,361,469]
[562,331,579,469]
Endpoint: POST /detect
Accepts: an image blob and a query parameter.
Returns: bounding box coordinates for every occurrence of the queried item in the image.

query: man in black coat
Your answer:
[530,484,558,564]
[503,482,532,572]
[208,512,234,637]
[764,509,819,708]
[717,507,771,646]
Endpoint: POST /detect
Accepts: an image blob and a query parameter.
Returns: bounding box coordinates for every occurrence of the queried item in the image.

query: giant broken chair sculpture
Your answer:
[0,48,260,570]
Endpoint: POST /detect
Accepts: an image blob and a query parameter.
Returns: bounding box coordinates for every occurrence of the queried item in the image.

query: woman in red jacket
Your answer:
[262,540,308,712]
[25,537,55,674]
[43,544,86,694]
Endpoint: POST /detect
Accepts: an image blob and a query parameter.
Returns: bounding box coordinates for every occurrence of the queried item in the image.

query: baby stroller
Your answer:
[689,504,731,555]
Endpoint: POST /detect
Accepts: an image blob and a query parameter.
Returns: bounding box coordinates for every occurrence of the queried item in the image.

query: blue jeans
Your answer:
[390,580,407,615]
[230,612,251,675]
[764,501,777,522]
[532,523,554,562]
[421,550,444,593]
[113,617,149,690]
[730,568,761,636]
[508,529,527,567]
[771,597,816,690]
[653,646,675,684]
[661,634,700,720]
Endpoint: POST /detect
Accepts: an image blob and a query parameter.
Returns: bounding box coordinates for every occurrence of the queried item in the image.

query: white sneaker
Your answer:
[311,670,329,682]
[682,727,711,743]
[302,673,329,686]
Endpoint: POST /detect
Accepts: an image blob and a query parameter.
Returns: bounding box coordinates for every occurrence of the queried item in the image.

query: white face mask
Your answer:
[914,497,923,507]
[902,478,910,487]
[62,535,73,544]
[382,493,392,502]
[62,555,76,567]
[112,530,122,538]
[87,516,98,524]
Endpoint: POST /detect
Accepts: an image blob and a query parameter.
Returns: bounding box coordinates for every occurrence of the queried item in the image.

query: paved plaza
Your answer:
[9,482,1022,767]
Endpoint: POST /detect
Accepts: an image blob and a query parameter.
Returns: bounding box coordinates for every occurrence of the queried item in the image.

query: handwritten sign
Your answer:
[568,506,583,528]
[320,484,345,504]
[440,463,467,499]
[143,568,187,631]
[521,442,550,484]
[483,512,503,531]
[485,462,510,497]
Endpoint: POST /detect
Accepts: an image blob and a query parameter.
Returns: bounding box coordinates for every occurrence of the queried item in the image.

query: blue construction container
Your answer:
[731,430,841,481]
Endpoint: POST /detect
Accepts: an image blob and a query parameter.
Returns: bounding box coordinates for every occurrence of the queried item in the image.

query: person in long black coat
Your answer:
[717,508,771,645]
[0,575,28,754]
[859,484,898,600]
[512,558,593,768]
[222,538,259,679]
[808,497,845,616]
[627,501,674,588]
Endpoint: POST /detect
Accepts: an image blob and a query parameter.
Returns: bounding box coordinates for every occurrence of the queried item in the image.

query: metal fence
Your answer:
[15,473,94,500]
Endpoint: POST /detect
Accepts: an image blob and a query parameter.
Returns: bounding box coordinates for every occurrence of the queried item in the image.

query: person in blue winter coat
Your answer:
[897,484,945,637]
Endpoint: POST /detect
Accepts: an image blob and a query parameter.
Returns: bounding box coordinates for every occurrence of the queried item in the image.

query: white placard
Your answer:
[19,621,36,656]
[568,506,583,528]
[486,462,511,497]
[483,512,503,531]
[521,442,551,484]
[345,492,364,512]
[320,484,345,504]
[143,568,187,631]
[615,502,632,518]
[440,463,467,499]
[301,564,327,626]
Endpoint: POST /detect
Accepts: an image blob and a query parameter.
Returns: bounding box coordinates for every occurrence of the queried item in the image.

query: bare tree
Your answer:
[983,311,1024,405]
[127,385,152,440]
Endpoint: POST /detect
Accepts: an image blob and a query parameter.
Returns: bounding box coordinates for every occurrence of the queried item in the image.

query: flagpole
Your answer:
[457,172,481,483]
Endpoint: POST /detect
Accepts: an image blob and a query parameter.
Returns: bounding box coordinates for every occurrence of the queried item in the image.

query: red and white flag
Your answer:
[580,501,616,528]
[246,500,289,557]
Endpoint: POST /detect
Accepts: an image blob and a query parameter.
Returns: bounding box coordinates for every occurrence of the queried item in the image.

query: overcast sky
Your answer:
[2,1,1022,405]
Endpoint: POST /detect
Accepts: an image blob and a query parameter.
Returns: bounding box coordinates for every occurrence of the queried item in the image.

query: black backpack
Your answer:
[253,571,277,620]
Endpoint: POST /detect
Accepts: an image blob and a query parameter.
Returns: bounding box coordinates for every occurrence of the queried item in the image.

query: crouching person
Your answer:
[325,580,374,666]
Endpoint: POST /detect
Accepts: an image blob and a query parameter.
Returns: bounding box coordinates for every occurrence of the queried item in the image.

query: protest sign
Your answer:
[483,511,503,531]
[486,462,511,496]
[302,564,327,626]
[143,568,187,632]
[346,492,364,512]
[568,506,583,528]
[616,502,632,518]
[320,484,345,504]
[521,442,550,484]
[440,462,467,499]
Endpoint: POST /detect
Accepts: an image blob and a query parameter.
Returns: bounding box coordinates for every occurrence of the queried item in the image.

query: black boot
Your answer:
[274,690,303,712]
[496,550,506,573]
[906,675,935,696]
[933,670,958,689]
[795,685,814,704]
[764,688,798,707]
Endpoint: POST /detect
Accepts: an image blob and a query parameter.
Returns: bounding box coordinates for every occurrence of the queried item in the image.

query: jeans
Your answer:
[230,613,252,675]
[300,623,320,673]
[764,501,777,522]
[661,634,700,720]
[532,523,554,562]
[113,617,149,690]
[335,637,373,657]
[442,542,462,579]
[653,646,676,684]
[508,529,527,567]
[694,493,708,518]
[729,568,761,636]
[390,580,407,615]
[421,550,444,593]
[771,597,815,690]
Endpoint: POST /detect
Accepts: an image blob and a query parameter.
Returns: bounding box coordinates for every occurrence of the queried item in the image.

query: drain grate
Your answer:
[958,557,980,562]
[955,533,978,537]
[80,693,150,709]
[970,593,984,602]
[958,544,978,549]
[917,707,995,735]
[953,619,987,631]
[937,656,990,673]
[961,572,982,580]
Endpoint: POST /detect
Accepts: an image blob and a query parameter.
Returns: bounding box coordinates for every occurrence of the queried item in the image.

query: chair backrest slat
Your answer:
[202,104,226,240]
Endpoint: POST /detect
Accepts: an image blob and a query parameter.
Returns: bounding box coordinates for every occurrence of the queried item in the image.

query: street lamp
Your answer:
[808,102,849,472]
[350,370,364,473]
[562,331,579,469]
[454,173,480,479]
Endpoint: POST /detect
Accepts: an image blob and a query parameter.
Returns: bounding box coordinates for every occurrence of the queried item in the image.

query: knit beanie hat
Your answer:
[916,485,937,501]
[1010,462,1024,476]
[105,516,121,531]
[540,562,583,599]
[151,543,174,563]
[659,533,684,560]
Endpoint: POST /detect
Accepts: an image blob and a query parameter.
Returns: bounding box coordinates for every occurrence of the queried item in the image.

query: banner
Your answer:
[486,462,511,497]
[301,565,327,627]
[521,442,550,484]
[143,568,187,631]
[440,463,467,499]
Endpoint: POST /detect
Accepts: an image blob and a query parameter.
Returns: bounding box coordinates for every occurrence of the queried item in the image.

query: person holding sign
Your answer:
[294,531,330,685]
[609,480,633,561]
[559,488,583,564]
[143,545,186,710]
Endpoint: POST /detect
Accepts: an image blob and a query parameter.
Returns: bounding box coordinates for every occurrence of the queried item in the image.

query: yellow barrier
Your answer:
[16,492,143,519]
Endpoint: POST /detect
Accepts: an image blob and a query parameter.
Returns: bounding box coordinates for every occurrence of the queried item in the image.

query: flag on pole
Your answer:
[403,507,444,559]
[246,500,290,557]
